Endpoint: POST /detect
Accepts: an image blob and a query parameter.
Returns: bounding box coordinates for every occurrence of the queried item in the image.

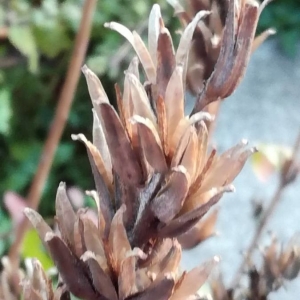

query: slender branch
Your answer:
[8,0,97,267]
[231,130,300,287]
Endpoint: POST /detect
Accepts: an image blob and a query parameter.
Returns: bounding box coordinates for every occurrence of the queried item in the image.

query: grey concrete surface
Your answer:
[182,40,300,299]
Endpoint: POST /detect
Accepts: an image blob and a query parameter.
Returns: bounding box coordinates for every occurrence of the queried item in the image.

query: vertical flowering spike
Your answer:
[23,5,261,299]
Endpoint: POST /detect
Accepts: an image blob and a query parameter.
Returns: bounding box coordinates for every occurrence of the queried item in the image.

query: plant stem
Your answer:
[231,183,284,287]
[8,0,97,268]
[231,130,300,288]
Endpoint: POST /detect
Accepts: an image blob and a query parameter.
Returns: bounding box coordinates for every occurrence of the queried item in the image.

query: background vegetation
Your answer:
[0,0,299,265]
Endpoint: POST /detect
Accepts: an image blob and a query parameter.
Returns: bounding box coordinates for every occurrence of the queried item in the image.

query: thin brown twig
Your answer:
[231,130,300,287]
[8,0,97,268]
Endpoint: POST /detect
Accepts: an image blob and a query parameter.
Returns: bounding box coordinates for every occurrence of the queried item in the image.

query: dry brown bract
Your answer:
[24,2,259,299]
[0,256,70,300]
[168,0,274,113]
[25,185,218,300]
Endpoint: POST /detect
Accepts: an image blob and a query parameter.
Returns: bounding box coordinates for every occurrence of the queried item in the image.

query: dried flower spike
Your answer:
[24,3,258,299]
[168,0,274,112]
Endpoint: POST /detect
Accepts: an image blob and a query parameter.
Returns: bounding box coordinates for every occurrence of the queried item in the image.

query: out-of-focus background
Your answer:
[0,0,299,298]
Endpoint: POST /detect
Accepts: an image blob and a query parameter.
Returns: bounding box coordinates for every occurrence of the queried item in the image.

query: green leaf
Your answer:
[280,28,299,57]
[0,89,12,135]
[0,208,12,256]
[8,25,38,73]
[54,143,75,166]
[32,20,71,58]
[21,229,54,270]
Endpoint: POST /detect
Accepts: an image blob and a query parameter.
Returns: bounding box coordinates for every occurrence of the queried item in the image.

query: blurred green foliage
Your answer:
[258,0,300,57]
[0,0,299,258]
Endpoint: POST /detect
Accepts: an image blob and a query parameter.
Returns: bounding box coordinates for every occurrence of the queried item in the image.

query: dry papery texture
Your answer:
[20,1,280,300]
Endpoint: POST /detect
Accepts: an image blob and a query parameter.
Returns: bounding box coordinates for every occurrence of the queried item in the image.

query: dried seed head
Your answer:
[23,3,260,299]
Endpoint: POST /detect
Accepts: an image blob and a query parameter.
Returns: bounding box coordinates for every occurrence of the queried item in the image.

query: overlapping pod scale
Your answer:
[81,64,109,105]
[194,121,209,176]
[55,183,77,250]
[178,126,198,183]
[199,141,257,193]
[148,4,161,68]
[170,257,218,300]
[104,22,156,84]
[158,185,234,238]
[191,0,274,113]
[131,115,167,173]
[108,205,132,273]
[82,251,118,300]
[164,66,185,146]
[181,185,234,215]
[126,72,157,126]
[252,28,276,53]
[99,102,144,187]
[45,232,98,300]
[118,248,147,299]
[85,190,106,238]
[156,25,176,99]
[71,133,112,191]
[92,109,112,182]
[147,239,182,278]
[175,10,211,68]
[73,215,84,258]
[21,258,59,300]
[151,166,189,223]
[178,209,219,249]
[81,217,108,272]
[169,112,213,158]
